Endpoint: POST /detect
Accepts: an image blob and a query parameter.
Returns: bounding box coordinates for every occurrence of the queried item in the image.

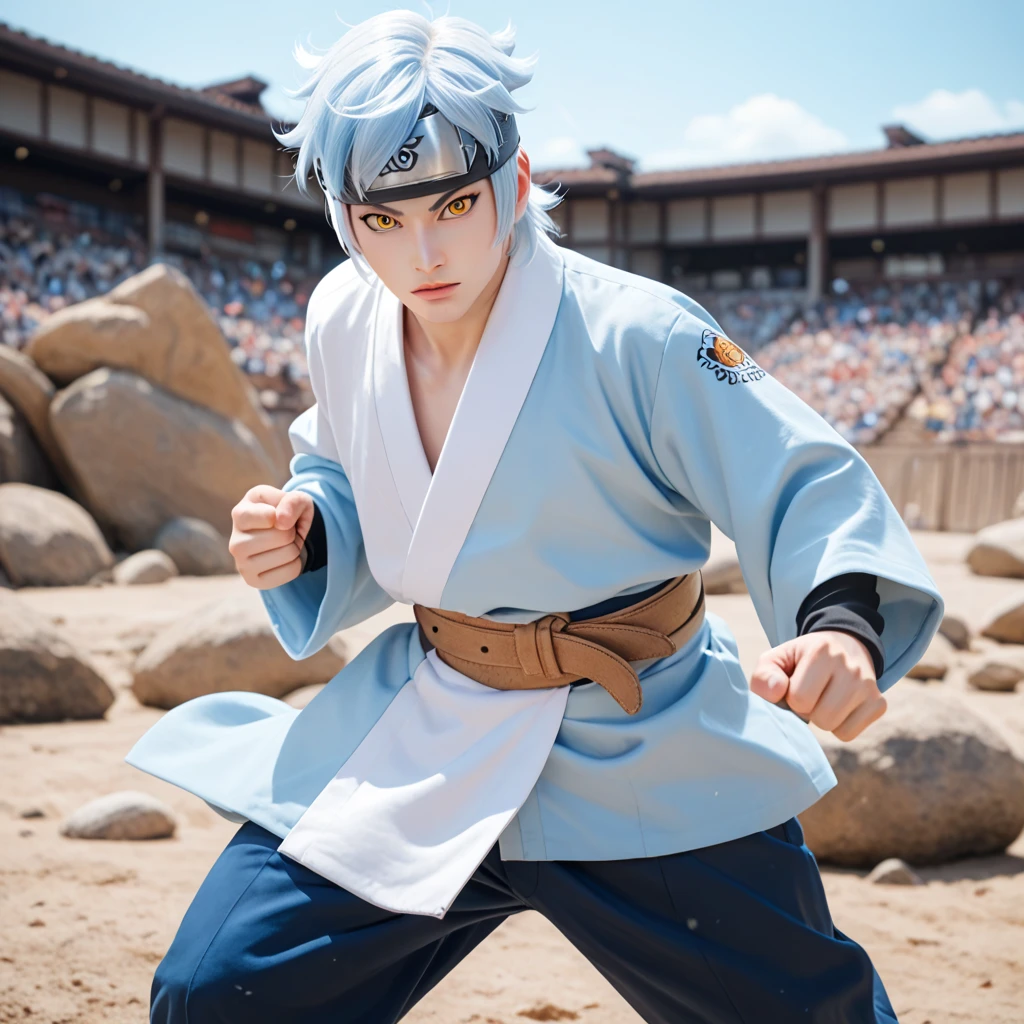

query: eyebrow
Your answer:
[427,185,469,212]
[358,184,472,218]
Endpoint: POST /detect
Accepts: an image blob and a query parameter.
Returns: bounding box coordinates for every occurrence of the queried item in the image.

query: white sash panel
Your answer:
[278,651,569,918]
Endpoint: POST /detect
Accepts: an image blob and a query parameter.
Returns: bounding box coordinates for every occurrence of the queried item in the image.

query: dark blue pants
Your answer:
[151,817,897,1023]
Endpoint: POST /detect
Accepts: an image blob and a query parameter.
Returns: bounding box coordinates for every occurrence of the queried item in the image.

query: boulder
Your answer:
[0,393,56,488]
[59,791,176,840]
[154,516,235,576]
[49,368,278,550]
[980,595,1024,645]
[131,590,347,710]
[966,518,1024,578]
[938,614,971,651]
[906,632,952,680]
[799,685,1024,866]
[0,483,113,587]
[0,589,114,722]
[113,549,179,586]
[27,264,282,469]
[967,645,1024,692]
[864,858,924,885]
[0,343,74,487]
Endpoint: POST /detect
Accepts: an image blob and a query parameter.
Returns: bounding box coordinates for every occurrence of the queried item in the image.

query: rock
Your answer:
[702,554,747,595]
[980,594,1024,644]
[27,264,282,469]
[112,549,179,585]
[154,516,235,576]
[131,590,347,710]
[0,343,75,488]
[0,589,114,722]
[966,518,1024,578]
[799,685,1024,867]
[59,791,176,840]
[967,645,1024,692]
[0,567,11,588]
[0,392,55,488]
[906,632,953,680]
[49,368,278,550]
[865,858,924,885]
[0,483,113,587]
[938,614,971,651]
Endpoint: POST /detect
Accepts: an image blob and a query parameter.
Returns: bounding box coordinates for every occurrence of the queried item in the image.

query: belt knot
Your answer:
[514,614,570,679]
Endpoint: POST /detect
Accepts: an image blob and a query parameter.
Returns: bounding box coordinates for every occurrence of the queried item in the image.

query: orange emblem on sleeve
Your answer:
[711,335,745,368]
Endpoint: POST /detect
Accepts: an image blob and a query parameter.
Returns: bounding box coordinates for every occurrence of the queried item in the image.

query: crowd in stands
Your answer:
[907,283,1024,442]
[0,187,319,407]
[756,279,990,445]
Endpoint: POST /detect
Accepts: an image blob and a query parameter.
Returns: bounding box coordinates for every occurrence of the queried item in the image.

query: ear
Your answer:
[514,147,531,222]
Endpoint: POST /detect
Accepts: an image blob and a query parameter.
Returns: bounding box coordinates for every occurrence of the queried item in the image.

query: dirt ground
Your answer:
[2,530,1023,1024]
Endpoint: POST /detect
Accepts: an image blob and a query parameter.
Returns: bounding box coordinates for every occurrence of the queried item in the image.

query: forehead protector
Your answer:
[315,103,520,207]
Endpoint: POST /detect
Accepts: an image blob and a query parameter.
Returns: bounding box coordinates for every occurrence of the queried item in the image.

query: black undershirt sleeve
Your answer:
[299,501,328,575]
[795,572,885,677]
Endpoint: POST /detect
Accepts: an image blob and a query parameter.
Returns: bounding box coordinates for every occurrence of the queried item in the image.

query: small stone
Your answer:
[906,633,952,680]
[968,655,1024,693]
[19,808,44,819]
[865,858,924,885]
[112,550,179,586]
[966,518,1024,578]
[59,790,177,840]
[937,614,970,651]
[980,596,1024,644]
[702,554,747,595]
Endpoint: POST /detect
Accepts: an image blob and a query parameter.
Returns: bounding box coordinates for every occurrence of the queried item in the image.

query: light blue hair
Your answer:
[273,11,564,282]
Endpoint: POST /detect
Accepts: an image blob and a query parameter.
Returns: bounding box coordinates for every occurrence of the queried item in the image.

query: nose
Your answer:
[412,224,445,276]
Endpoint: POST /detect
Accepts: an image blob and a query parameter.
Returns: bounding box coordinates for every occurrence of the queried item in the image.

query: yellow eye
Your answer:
[445,197,472,216]
[371,214,397,231]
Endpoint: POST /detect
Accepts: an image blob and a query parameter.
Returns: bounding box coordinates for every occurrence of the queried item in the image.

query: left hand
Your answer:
[749,631,886,741]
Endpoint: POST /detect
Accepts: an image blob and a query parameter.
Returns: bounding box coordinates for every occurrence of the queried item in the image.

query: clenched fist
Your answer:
[750,630,886,741]
[229,485,315,590]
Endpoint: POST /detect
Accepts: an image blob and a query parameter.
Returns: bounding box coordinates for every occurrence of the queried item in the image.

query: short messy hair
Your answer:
[273,10,563,281]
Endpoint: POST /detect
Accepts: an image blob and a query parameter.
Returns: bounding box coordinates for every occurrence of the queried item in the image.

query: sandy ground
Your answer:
[2,531,1024,1024]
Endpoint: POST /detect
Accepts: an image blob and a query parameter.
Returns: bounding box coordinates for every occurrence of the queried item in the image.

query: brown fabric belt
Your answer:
[413,573,705,716]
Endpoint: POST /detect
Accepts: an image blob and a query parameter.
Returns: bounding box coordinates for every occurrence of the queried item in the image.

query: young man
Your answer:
[128,11,942,1022]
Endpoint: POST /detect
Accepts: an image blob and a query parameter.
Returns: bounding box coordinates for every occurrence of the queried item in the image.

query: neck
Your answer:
[403,251,510,372]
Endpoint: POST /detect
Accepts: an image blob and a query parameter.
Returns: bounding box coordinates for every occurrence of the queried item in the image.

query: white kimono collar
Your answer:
[368,234,565,607]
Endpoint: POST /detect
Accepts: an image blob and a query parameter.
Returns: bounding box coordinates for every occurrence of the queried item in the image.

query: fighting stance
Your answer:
[128,11,943,1022]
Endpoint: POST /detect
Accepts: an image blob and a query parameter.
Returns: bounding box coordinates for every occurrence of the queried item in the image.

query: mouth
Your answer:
[412,282,459,299]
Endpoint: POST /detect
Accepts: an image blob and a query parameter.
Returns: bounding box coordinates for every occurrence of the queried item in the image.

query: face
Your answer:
[344,150,530,324]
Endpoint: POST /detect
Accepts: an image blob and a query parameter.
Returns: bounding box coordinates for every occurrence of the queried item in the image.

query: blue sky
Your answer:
[2,0,1022,170]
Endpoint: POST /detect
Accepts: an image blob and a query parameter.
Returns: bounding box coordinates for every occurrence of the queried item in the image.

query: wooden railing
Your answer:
[858,444,1024,532]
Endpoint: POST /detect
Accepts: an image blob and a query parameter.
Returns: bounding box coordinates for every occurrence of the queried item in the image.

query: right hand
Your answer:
[229,485,315,590]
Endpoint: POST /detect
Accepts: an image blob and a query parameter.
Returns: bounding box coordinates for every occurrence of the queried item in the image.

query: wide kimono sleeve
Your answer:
[647,311,943,692]
[259,307,393,659]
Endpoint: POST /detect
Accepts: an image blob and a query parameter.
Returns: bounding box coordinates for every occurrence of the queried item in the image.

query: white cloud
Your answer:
[641,93,848,171]
[528,135,590,170]
[891,88,1024,140]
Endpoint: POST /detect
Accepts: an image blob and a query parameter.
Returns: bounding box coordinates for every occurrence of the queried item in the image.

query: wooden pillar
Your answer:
[147,107,165,263]
[807,182,828,302]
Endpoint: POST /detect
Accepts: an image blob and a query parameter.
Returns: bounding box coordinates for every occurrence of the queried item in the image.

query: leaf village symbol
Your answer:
[696,328,767,385]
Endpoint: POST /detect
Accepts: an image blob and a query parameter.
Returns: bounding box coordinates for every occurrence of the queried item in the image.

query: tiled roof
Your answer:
[532,130,1024,192]
[0,21,294,132]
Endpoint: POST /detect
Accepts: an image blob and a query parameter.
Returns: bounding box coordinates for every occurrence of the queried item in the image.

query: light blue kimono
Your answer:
[127,233,943,863]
